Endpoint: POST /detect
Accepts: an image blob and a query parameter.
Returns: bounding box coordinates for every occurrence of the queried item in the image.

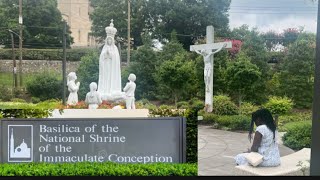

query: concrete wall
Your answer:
[0,60,80,74]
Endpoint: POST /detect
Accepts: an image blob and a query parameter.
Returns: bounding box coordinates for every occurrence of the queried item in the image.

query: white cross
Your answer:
[190,26,232,113]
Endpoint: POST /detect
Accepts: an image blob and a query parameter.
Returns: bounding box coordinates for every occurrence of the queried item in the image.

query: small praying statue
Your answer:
[67,72,80,106]
[123,73,136,109]
[85,82,102,109]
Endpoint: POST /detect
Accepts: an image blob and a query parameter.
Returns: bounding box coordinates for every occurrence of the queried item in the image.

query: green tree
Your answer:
[230,25,270,104]
[225,52,262,106]
[76,50,100,100]
[125,34,159,100]
[89,0,231,49]
[0,0,73,48]
[278,33,316,108]
[155,52,196,106]
[281,27,302,47]
[261,30,282,51]
[89,0,149,48]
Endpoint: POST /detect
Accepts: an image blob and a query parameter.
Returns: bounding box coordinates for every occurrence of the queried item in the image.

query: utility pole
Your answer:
[62,21,67,105]
[310,0,320,176]
[18,0,23,87]
[127,0,131,65]
[9,31,17,88]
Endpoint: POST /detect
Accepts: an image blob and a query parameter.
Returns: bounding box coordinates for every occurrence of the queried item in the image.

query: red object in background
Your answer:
[224,39,243,57]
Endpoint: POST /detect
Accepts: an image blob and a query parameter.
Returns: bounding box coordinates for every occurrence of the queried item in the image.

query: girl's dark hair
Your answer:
[248,108,277,142]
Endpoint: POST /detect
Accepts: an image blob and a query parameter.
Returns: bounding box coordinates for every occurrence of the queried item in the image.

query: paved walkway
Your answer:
[198,125,295,176]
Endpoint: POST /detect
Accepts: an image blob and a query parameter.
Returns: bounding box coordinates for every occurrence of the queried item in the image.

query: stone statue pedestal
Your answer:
[50,109,150,118]
[101,91,126,102]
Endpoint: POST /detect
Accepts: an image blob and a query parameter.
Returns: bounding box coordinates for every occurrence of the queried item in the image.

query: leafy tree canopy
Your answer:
[0,0,73,48]
[89,0,231,49]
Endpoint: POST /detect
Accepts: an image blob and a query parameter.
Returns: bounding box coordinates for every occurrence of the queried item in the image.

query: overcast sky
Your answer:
[229,0,318,33]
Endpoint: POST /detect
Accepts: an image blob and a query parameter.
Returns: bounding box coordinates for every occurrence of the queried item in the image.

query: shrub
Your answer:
[76,50,99,100]
[149,108,197,163]
[277,112,312,131]
[0,109,53,118]
[31,97,41,104]
[239,102,260,116]
[26,72,63,101]
[0,48,94,61]
[263,96,294,115]
[10,98,26,103]
[282,121,311,150]
[201,113,219,124]
[0,85,13,101]
[0,162,197,176]
[212,95,238,115]
[215,115,251,131]
[188,98,205,111]
[177,101,189,109]
[0,99,60,109]
[135,99,157,109]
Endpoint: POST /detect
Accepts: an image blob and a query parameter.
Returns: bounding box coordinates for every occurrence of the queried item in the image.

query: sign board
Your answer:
[0,117,186,163]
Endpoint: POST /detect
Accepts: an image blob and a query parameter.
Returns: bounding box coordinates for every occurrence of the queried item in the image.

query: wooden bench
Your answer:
[234,148,311,176]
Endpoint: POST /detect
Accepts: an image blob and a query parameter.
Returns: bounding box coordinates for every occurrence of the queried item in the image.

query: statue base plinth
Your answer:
[101,92,126,102]
[50,109,150,118]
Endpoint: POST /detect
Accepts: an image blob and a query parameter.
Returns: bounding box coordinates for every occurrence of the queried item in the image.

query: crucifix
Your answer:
[190,26,232,113]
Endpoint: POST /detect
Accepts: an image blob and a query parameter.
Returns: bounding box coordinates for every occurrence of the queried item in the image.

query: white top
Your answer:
[256,124,281,167]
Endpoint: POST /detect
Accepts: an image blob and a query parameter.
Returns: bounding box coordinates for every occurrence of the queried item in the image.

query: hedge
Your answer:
[0,48,97,61]
[277,112,312,131]
[282,121,312,150]
[215,115,251,131]
[0,99,60,109]
[198,112,250,131]
[0,162,197,176]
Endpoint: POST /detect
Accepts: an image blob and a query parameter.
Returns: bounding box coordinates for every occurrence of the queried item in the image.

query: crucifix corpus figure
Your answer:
[190,26,232,113]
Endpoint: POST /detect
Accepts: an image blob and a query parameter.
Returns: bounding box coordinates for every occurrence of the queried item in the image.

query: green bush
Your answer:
[0,85,13,101]
[263,96,294,115]
[149,108,197,163]
[200,113,219,125]
[212,95,238,115]
[282,121,311,150]
[135,99,157,109]
[0,109,53,118]
[26,72,63,101]
[0,48,95,61]
[0,162,197,176]
[0,99,60,109]
[177,101,189,109]
[188,98,204,111]
[239,102,260,116]
[215,115,251,131]
[278,112,312,131]
[10,98,26,103]
[31,97,41,104]
[76,50,99,100]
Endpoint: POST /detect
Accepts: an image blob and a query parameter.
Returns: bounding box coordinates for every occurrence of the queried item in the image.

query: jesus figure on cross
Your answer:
[190,26,232,112]
[194,44,227,92]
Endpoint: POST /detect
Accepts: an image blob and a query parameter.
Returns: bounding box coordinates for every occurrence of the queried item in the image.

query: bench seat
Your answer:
[234,148,311,176]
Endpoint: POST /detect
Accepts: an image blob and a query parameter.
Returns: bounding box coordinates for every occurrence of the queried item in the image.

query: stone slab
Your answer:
[49,109,150,118]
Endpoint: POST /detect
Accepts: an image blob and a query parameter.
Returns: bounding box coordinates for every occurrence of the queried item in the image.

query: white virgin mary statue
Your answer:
[98,19,125,101]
